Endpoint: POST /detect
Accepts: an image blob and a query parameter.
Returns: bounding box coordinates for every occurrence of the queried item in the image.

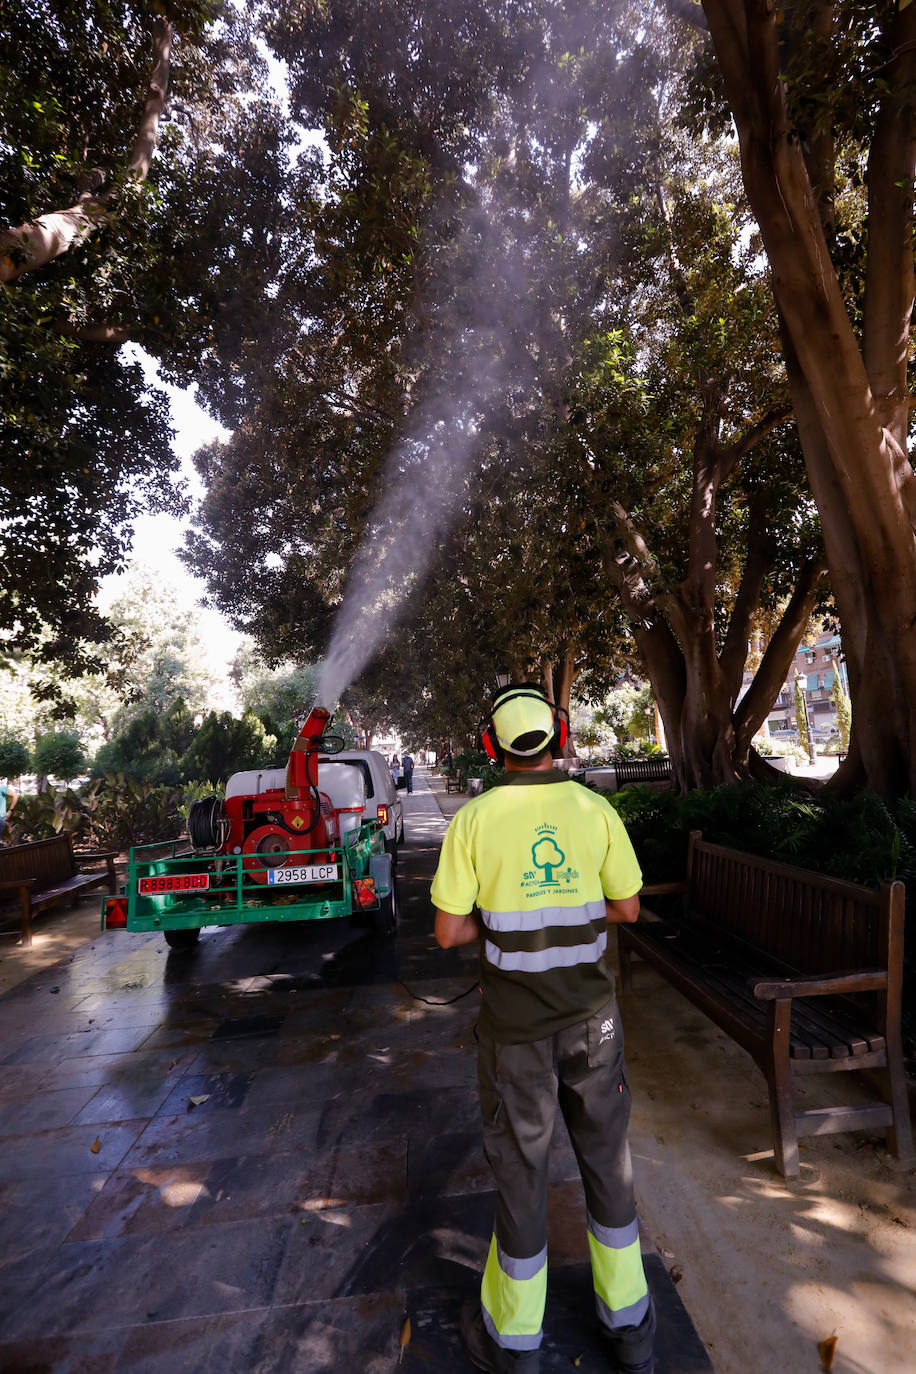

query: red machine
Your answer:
[187,706,343,884]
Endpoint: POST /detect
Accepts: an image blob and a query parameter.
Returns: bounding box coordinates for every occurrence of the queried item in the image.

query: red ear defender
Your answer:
[482,723,501,760]
[555,709,569,750]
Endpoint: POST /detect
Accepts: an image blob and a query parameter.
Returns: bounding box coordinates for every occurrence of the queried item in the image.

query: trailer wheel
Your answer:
[373,872,399,935]
[164,928,200,951]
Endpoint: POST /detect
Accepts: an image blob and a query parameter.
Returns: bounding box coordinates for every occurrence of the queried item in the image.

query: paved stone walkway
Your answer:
[0,770,711,1372]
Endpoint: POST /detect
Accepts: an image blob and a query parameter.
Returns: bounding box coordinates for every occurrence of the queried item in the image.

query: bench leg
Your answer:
[765,998,799,1177]
[19,891,32,949]
[881,1028,915,1164]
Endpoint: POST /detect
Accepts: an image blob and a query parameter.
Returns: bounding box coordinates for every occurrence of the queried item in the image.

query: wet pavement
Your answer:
[0,771,711,1372]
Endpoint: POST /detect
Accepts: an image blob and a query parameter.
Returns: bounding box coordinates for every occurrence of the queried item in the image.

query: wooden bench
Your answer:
[613,756,672,786]
[445,772,464,794]
[618,831,914,1176]
[0,834,118,947]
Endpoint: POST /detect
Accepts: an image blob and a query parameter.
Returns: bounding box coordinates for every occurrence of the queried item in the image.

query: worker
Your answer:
[0,780,19,841]
[431,684,655,1374]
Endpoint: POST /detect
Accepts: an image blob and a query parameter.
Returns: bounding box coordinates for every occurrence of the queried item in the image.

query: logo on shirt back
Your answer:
[521,824,580,895]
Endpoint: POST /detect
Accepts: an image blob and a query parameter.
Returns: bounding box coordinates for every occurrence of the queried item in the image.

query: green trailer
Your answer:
[101,819,396,949]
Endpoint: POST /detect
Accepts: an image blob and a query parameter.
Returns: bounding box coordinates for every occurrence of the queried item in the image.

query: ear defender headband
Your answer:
[481,683,569,762]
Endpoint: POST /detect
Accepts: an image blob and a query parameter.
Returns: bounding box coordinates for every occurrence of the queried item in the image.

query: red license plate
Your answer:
[137,873,210,895]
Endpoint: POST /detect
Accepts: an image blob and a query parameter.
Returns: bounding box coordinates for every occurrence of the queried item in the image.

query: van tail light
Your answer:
[353,878,378,910]
[377,803,389,826]
[104,896,128,929]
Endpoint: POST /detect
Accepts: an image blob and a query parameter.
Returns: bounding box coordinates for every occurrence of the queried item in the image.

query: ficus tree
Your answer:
[185,0,829,789]
[668,0,916,796]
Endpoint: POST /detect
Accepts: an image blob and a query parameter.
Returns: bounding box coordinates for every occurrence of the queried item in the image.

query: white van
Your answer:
[317,750,404,861]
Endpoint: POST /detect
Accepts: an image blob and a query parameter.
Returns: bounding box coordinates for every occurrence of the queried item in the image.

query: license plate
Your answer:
[138,873,210,895]
[267,864,340,886]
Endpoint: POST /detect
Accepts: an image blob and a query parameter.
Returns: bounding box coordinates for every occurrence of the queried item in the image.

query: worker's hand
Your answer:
[434,907,482,948]
[604,894,639,924]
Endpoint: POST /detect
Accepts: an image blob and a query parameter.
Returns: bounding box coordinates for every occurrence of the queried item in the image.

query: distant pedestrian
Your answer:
[401,751,414,793]
[390,754,401,786]
[0,781,19,842]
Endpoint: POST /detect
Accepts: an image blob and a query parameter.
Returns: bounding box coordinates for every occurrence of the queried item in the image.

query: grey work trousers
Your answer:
[477,999,655,1364]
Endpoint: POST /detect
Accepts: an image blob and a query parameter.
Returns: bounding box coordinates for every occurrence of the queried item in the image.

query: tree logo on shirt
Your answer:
[532,836,566,885]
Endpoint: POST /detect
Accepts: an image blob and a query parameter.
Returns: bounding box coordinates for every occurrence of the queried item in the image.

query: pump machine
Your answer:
[101,707,396,948]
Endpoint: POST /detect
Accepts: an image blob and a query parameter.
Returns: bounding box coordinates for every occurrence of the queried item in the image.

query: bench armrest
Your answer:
[752,968,888,1000]
[639,880,689,897]
[0,877,36,890]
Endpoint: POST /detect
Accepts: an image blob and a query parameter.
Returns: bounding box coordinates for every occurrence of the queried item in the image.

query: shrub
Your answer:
[179,711,276,784]
[0,734,31,778]
[453,749,494,778]
[33,730,85,782]
[6,775,187,850]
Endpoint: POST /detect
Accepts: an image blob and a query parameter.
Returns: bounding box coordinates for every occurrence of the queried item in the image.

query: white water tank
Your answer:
[225,768,287,799]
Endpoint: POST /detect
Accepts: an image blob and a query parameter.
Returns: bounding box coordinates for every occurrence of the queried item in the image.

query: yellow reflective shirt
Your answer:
[431,772,642,1042]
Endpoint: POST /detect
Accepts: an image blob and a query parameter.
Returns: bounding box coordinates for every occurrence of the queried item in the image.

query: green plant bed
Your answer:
[6,774,190,851]
[601,780,916,1071]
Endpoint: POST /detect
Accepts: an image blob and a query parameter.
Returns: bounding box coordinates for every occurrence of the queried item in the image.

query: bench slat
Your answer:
[630,919,875,1061]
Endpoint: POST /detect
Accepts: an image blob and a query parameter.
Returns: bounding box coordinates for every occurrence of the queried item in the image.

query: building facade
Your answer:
[765,633,848,738]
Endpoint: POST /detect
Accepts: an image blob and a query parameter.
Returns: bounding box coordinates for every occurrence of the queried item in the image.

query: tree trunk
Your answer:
[542,650,579,758]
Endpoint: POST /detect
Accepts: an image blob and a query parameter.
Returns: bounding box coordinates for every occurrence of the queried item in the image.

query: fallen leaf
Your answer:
[398,1315,411,1365]
[90,1137,101,1154]
[187,1094,210,1108]
[818,1333,838,1370]
[573,1358,582,1368]
[669,1265,684,1284]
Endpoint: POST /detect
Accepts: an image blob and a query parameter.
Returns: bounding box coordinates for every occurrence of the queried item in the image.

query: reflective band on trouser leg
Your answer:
[586,1214,650,1330]
[480,1234,547,1352]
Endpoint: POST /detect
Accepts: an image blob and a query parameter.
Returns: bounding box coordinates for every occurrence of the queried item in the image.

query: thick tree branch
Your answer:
[664,0,710,32]
[781,3,836,230]
[128,15,173,180]
[680,389,727,618]
[718,496,773,695]
[608,499,660,577]
[719,404,791,477]
[734,556,829,747]
[863,4,916,446]
[699,3,751,109]
[52,321,134,343]
[0,17,172,283]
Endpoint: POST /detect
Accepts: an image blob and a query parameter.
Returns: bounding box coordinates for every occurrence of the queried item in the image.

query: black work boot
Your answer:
[603,1297,656,1374]
[460,1301,541,1373]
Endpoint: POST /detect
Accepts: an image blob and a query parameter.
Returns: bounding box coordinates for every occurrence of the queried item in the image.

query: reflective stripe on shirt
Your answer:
[484,929,607,972]
[482,898,606,932]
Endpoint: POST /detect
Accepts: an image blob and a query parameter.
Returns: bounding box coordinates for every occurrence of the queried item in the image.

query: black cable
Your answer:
[397,978,480,1006]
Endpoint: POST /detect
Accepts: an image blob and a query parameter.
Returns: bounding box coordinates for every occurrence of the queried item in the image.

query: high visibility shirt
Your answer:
[431,771,642,1043]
